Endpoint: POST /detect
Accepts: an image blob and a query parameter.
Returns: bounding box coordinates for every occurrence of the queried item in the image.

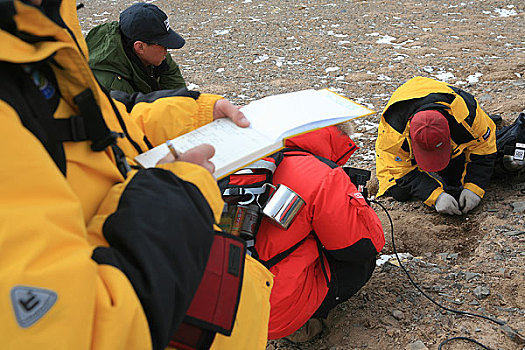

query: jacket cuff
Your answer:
[158,161,224,223]
[463,182,485,198]
[424,187,444,207]
[196,94,223,126]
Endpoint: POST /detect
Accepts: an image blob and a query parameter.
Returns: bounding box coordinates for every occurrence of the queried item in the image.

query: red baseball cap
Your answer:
[409,110,451,172]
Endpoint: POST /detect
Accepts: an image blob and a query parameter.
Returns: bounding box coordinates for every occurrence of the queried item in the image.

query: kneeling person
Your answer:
[375,77,497,215]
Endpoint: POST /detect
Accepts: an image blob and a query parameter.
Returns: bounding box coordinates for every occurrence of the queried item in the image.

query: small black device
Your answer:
[343,167,371,200]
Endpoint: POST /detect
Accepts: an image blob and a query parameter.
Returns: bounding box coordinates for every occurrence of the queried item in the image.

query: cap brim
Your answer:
[412,142,451,172]
[156,29,185,49]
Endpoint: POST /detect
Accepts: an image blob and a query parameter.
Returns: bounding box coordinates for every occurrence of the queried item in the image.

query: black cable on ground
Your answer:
[437,336,490,350]
[370,199,524,350]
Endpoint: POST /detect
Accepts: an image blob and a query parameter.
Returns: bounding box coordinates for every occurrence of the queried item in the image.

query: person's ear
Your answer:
[133,41,146,54]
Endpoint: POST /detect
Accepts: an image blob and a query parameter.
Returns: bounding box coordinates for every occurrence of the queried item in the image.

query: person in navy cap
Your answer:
[86,3,187,94]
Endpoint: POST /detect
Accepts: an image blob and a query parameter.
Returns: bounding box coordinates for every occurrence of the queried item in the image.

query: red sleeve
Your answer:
[310,168,385,252]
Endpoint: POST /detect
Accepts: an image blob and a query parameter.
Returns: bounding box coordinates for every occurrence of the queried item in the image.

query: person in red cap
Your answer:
[375,77,497,215]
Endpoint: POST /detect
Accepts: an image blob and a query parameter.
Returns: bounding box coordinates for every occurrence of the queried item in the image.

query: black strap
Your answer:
[73,89,118,151]
[0,61,68,174]
[111,144,132,177]
[53,115,88,142]
[0,61,131,177]
[313,234,331,288]
[279,148,339,169]
[102,87,144,154]
[143,135,154,150]
[255,229,330,288]
[110,88,201,114]
[256,236,308,270]
[0,1,17,34]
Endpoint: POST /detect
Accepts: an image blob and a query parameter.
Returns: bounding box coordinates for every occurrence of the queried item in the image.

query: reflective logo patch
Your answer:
[164,19,170,31]
[354,192,364,199]
[11,286,57,328]
[482,127,491,140]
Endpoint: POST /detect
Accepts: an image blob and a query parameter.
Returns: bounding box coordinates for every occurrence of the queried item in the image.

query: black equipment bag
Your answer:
[495,112,525,173]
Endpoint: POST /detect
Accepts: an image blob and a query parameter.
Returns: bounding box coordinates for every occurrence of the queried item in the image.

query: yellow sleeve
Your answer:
[375,119,418,196]
[129,93,223,146]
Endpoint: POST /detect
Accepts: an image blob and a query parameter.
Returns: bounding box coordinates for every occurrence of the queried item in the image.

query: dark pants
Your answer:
[312,253,376,319]
[387,153,466,202]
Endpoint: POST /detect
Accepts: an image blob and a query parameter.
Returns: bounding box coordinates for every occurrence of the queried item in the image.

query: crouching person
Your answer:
[375,77,497,215]
[222,125,385,343]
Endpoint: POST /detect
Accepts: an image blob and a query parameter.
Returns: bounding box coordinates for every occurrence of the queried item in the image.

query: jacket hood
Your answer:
[0,0,89,63]
[284,125,358,166]
[85,21,135,80]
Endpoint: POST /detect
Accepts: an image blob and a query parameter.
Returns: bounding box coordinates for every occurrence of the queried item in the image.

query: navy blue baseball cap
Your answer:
[119,3,185,49]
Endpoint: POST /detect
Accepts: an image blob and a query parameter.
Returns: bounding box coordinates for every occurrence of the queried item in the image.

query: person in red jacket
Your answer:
[253,125,386,342]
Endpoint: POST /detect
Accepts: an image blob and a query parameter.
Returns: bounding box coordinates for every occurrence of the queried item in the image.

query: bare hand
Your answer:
[213,99,250,127]
[157,144,216,174]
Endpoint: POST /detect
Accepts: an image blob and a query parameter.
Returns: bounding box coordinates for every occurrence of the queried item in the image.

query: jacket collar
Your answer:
[284,126,358,166]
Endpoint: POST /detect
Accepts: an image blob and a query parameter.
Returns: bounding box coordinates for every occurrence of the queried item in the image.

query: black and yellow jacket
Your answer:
[0,1,272,349]
[375,77,497,206]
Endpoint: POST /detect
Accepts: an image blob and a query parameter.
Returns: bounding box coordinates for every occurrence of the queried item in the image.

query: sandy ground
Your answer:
[78,1,524,349]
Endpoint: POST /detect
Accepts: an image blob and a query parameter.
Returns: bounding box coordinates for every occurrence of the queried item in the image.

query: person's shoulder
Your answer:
[86,21,128,72]
[281,151,336,174]
[86,21,120,41]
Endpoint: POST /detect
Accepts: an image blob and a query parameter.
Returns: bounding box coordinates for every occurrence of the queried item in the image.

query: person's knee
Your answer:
[387,185,411,202]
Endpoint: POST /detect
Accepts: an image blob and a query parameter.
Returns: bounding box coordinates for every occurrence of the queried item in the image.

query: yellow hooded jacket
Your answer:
[375,77,497,206]
[0,1,272,349]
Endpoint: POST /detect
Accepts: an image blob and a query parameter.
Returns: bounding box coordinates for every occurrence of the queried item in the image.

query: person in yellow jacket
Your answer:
[375,77,497,215]
[0,1,272,349]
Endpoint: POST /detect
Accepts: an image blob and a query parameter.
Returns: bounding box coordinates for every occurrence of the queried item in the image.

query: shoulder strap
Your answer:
[0,61,130,177]
[0,61,67,174]
[279,147,339,169]
[252,230,331,287]
[253,236,308,270]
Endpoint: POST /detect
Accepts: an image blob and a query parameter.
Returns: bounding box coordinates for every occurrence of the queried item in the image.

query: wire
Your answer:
[437,337,491,350]
[371,199,505,325]
[369,199,525,350]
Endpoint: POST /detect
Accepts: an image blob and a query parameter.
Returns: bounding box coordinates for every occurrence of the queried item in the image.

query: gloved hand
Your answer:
[435,192,462,215]
[459,188,481,214]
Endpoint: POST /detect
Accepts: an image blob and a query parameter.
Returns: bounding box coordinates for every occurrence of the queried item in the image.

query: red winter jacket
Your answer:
[254,126,385,339]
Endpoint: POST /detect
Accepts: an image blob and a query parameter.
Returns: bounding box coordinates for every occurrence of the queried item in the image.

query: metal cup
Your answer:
[261,184,306,229]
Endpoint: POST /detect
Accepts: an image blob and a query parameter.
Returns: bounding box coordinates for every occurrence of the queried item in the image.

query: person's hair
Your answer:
[336,121,355,137]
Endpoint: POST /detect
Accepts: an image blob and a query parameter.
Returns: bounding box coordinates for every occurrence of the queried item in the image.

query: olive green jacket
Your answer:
[86,21,186,94]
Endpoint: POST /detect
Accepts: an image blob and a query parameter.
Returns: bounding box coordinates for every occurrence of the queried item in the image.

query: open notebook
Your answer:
[134,89,374,179]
